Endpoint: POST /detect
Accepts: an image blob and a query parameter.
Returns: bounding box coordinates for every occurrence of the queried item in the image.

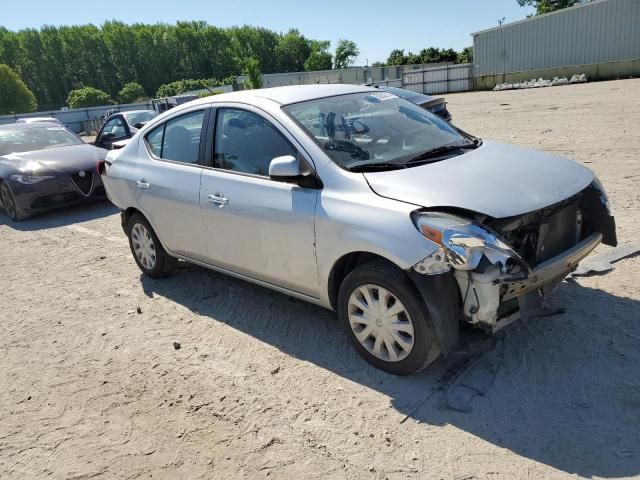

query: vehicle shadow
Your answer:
[141,265,640,478]
[0,201,117,231]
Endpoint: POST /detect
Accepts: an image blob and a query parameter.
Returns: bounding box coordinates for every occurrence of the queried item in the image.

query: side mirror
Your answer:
[112,139,130,150]
[101,132,116,142]
[269,155,301,180]
[133,122,146,129]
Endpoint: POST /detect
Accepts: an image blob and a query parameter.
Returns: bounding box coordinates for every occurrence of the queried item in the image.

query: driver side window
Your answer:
[101,116,127,140]
[214,108,296,176]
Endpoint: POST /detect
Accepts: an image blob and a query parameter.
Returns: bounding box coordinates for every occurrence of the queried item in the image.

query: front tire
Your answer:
[338,260,441,375]
[1,183,27,221]
[127,213,177,278]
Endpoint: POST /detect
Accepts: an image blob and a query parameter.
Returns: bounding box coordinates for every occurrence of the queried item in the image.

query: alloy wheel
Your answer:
[347,284,415,362]
[1,185,17,220]
[131,223,157,270]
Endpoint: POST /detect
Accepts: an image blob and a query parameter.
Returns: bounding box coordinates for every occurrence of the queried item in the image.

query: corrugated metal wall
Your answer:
[239,64,440,88]
[473,0,640,76]
[402,64,472,95]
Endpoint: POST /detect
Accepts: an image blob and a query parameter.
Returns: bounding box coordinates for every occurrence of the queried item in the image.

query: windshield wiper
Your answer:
[348,162,406,172]
[404,141,480,165]
[324,140,370,160]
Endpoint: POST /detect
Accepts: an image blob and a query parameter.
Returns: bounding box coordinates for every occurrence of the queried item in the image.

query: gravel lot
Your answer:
[1,79,639,480]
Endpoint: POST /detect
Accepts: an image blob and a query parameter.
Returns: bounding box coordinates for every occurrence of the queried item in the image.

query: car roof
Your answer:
[186,84,376,108]
[375,86,437,104]
[0,122,64,130]
[121,110,155,115]
[17,117,60,122]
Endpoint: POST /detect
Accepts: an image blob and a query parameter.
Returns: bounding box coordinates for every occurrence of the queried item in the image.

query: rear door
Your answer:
[199,105,320,297]
[134,106,211,261]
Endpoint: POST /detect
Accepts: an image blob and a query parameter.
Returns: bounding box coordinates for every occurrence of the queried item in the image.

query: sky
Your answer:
[1,0,535,64]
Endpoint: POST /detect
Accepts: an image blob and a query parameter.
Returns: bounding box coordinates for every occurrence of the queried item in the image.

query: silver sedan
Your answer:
[100,84,616,375]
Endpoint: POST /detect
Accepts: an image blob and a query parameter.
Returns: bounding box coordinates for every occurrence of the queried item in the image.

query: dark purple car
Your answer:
[373,85,452,122]
[0,122,107,221]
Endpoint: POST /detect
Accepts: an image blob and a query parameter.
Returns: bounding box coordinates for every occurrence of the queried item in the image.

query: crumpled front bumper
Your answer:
[454,232,602,328]
[502,232,602,301]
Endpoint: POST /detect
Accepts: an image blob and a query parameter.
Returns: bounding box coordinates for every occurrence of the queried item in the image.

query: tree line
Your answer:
[375,46,473,67]
[518,0,591,15]
[0,22,360,110]
[0,20,479,112]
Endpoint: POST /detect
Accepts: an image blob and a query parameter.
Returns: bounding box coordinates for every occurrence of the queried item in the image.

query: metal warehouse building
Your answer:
[472,0,640,89]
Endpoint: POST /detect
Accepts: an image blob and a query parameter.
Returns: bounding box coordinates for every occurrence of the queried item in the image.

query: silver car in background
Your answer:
[100,84,616,375]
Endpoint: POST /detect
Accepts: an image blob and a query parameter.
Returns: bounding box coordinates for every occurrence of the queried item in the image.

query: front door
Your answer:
[199,107,319,297]
[96,115,130,150]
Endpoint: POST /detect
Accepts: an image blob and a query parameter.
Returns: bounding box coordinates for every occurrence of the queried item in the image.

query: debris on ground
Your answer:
[571,242,640,277]
[493,74,587,91]
[444,342,504,413]
[173,341,181,350]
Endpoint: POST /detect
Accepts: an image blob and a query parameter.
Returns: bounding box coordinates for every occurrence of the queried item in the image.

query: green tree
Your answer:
[334,39,359,69]
[155,78,221,98]
[0,64,37,114]
[517,0,590,15]
[243,57,263,89]
[118,82,146,103]
[275,29,312,72]
[386,49,407,66]
[304,40,332,71]
[67,86,114,108]
[244,58,262,90]
[457,46,473,64]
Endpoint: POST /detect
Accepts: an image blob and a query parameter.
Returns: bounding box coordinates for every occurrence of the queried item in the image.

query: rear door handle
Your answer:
[207,193,229,206]
[136,180,150,190]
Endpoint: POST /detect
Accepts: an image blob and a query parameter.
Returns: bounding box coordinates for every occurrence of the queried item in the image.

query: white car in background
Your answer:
[16,117,64,126]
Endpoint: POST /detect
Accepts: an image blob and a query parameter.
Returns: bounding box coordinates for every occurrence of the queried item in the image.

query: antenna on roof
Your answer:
[498,17,506,26]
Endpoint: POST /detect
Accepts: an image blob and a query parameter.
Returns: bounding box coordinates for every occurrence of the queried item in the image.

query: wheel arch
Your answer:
[327,251,403,311]
[328,250,463,356]
[121,206,141,233]
[120,206,175,257]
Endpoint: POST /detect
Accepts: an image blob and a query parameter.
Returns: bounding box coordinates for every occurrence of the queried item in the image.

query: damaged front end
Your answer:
[411,180,616,333]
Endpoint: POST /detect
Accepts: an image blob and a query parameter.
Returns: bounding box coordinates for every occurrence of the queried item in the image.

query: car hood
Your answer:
[363,140,594,218]
[0,143,107,175]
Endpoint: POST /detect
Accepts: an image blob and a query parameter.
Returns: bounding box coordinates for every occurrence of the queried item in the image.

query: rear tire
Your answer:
[338,260,441,375]
[127,213,177,278]
[1,183,27,221]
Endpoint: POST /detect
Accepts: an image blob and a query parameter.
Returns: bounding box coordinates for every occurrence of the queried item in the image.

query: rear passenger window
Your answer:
[145,110,205,164]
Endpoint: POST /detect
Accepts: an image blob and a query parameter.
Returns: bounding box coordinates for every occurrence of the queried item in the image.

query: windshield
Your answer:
[124,111,156,126]
[284,91,468,170]
[0,126,83,156]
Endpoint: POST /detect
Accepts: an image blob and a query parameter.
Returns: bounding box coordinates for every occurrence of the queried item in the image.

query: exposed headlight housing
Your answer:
[10,174,54,184]
[412,212,522,272]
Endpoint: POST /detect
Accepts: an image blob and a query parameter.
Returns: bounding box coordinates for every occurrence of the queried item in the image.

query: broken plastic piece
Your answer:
[571,242,640,277]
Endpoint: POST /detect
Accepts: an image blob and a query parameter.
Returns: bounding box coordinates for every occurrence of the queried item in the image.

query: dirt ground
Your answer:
[1,79,639,480]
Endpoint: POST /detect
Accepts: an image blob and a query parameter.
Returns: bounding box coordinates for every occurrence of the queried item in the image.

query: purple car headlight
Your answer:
[9,174,54,184]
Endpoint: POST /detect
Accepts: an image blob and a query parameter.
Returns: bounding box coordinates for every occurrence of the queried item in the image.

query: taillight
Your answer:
[97,159,106,176]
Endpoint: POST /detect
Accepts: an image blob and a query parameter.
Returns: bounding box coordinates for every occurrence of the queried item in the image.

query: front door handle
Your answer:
[136,180,150,190]
[207,193,229,206]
